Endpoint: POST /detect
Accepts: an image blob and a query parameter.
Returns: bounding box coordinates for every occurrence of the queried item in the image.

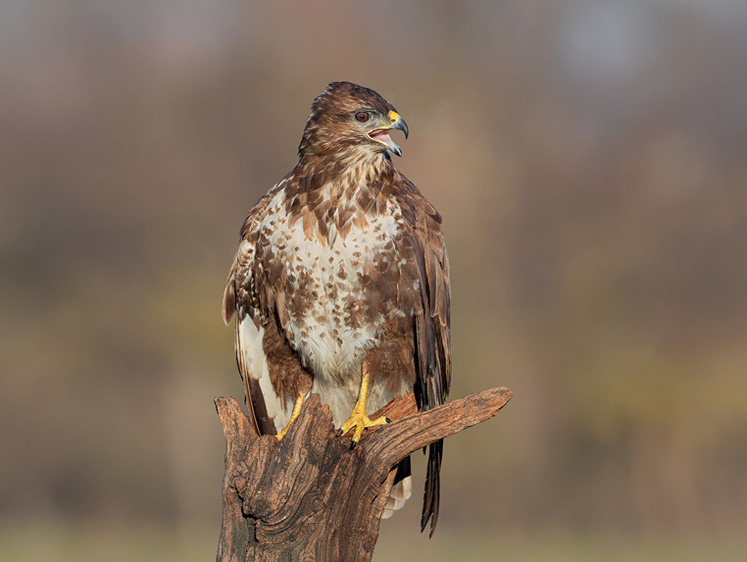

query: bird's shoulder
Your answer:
[389,172,443,232]
[221,175,292,324]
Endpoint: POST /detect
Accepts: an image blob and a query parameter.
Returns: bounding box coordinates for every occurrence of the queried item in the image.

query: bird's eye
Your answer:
[355,112,369,122]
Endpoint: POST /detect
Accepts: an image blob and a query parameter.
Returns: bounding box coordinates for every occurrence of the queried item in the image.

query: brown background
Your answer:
[2,1,746,560]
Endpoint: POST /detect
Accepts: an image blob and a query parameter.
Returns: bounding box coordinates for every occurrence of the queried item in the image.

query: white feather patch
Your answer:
[382,476,412,519]
[238,316,291,431]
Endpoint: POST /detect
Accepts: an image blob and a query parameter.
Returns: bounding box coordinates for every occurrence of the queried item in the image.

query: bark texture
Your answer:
[215,387,512,562]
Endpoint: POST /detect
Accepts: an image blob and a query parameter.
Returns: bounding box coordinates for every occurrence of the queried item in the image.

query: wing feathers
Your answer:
[401,175,451,536]
[421,440,443,537]
[223,188,281,435]
[221,259,238,326]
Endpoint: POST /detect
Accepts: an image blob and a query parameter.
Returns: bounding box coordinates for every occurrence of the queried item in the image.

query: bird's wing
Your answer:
[398,174,451,536]
[222,187,289,436]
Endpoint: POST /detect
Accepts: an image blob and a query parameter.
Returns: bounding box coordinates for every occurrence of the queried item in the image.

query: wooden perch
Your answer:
[215,387,512,561]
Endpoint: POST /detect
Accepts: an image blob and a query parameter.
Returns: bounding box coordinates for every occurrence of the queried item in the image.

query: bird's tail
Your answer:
[381,457,412,519]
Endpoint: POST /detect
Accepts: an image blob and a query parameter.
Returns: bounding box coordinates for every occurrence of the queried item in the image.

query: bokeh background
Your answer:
[2,1,747,560]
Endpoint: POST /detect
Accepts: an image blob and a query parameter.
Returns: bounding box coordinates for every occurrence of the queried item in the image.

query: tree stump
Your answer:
[214,386,512,561]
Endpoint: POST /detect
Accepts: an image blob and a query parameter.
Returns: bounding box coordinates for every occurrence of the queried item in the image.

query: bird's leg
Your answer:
[338,366,390,446]
[276,394,305,441]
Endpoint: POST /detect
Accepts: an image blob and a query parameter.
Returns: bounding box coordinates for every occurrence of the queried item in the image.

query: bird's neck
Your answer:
[295,152,397,201]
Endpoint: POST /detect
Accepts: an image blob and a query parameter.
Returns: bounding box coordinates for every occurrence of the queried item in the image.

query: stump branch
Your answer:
[215,386,512,561]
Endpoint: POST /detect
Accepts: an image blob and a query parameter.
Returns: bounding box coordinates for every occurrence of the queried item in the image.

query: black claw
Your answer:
[350,440,358,450]
[385,417,391,424]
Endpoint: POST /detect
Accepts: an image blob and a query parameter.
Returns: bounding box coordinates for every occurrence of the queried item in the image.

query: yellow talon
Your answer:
[338,368,390,445]
[339,411,389,444]
[276,394,305,441]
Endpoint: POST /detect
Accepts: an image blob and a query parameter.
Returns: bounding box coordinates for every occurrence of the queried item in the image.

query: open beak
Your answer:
[368,110,409,157]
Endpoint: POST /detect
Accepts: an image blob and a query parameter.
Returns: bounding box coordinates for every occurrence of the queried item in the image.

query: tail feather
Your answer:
[420,439,443,537]
[382,457,412,519]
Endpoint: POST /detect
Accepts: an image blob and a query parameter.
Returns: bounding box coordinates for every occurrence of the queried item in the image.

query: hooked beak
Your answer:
[368,110,409,157]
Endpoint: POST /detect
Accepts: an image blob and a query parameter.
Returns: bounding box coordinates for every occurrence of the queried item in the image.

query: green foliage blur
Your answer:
[2,1,746,559]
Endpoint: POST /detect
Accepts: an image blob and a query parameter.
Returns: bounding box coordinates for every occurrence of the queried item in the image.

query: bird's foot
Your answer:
[338,410,390,447]
[275,424,292,441]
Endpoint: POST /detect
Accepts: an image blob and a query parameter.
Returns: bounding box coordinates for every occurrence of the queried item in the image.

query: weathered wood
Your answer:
[215,387,512,561]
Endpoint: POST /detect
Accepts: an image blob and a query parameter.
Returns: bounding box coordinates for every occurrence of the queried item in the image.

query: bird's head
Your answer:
[298,82,409,162]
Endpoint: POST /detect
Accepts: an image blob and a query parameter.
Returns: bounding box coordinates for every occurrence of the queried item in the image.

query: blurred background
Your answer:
[2,1,747,560]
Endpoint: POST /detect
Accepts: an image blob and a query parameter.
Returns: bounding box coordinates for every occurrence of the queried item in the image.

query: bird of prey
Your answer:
[222,81,450,535]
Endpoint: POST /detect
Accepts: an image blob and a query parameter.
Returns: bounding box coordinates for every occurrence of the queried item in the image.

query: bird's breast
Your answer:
[259,189,408,385]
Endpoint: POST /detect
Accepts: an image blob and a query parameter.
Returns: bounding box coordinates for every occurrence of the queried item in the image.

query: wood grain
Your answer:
[215,387,512,561]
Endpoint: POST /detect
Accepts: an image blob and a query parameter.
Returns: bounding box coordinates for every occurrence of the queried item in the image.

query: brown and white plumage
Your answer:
[222,81,450,535]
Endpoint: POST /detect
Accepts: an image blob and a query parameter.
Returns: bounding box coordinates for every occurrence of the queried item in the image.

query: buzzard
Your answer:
[222,82,450,535]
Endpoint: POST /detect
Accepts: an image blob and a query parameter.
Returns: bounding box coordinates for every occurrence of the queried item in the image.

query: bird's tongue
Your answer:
[369,129,393,145]
[369,129,402,156]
